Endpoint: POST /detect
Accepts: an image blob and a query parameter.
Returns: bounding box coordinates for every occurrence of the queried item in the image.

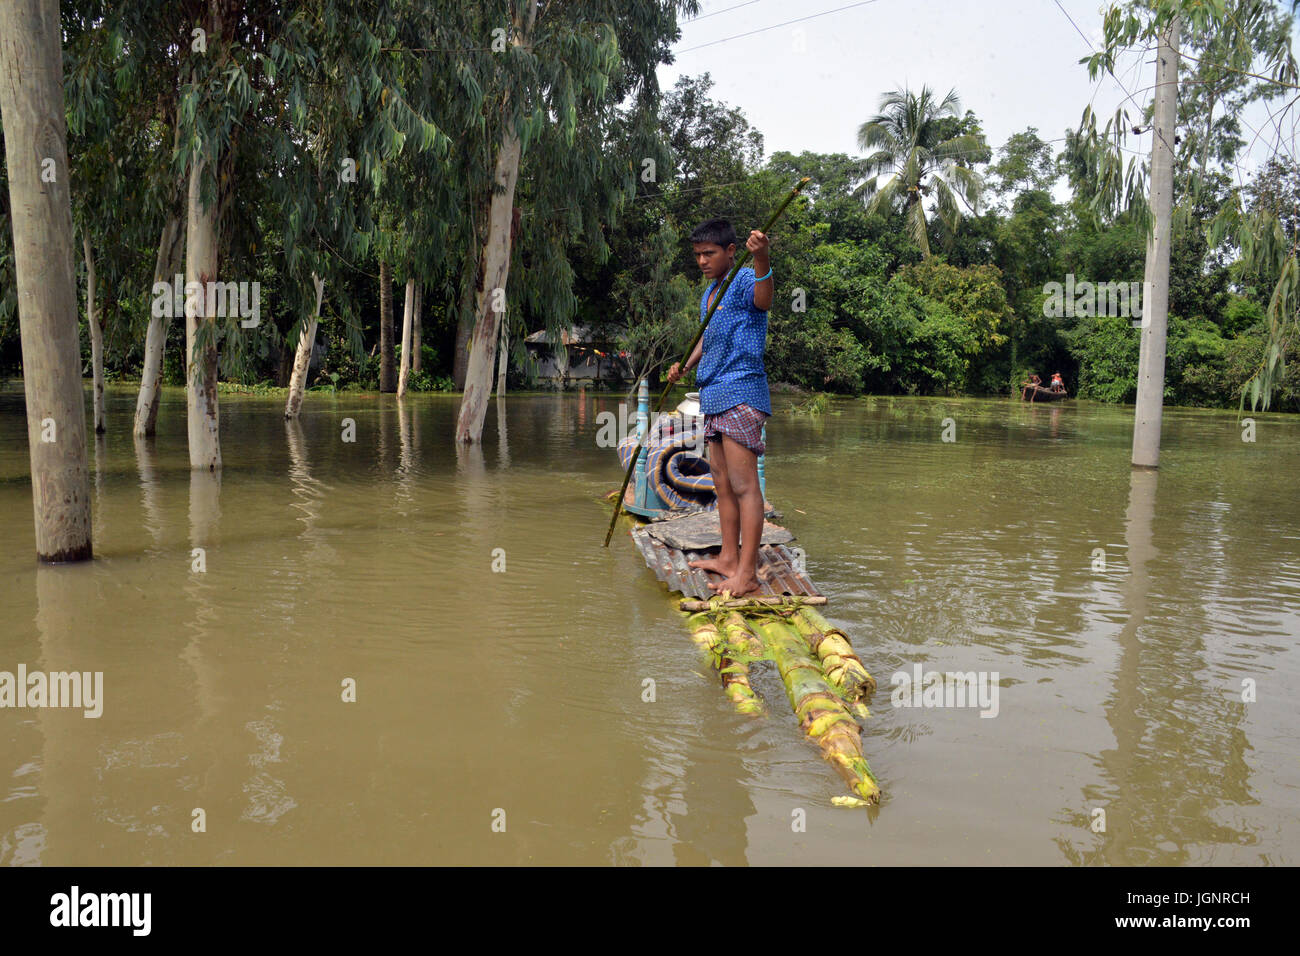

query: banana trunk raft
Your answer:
[612,500,882,806]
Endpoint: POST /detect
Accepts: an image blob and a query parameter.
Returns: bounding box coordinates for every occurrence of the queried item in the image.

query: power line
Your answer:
[1053,0,1173,160]
[688,0,768,23]
[674,0,883,54]
[1054,0,1156,128]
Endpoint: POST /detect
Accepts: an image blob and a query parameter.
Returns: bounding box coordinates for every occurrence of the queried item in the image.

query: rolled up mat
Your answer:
[617,413,716,509]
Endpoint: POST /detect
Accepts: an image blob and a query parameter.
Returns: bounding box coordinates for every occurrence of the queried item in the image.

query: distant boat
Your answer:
[1022,384,1069,402]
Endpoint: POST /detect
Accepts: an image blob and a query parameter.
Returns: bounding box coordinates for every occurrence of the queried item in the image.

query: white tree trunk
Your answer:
[285,272,326,419]
[134,213,182,437]
[185,154,221,471]
[83,233,105,434]
[0,0,93,561]
[455,0,535,443]
[456,132,521,440]
[379,260,395,392]
[397,277,415,398]
[412,283,422,373]
[496,312,508,396]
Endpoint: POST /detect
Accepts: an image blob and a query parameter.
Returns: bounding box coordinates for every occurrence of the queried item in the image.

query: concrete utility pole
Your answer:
[0,0,94,562]
[1132,15,1180,469]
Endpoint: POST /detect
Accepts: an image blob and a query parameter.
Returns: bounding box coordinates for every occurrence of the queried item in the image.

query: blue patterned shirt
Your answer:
[696,266,771,415]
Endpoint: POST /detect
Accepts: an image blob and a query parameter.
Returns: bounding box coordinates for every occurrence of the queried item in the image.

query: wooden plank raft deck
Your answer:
[627,508,824,606]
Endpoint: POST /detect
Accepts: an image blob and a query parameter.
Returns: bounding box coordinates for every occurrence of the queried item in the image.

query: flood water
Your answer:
[1,382,1297,865]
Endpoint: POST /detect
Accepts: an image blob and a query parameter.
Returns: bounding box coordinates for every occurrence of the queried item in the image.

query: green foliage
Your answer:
[308,372,342,394]
[894,259,1013,353]
[1178,324,1300,410]
[3,5,1298,421]
[989,127,1058,200]
[1222,295,1264,338]
[1062,314,1140,403]
[767,239,885,392]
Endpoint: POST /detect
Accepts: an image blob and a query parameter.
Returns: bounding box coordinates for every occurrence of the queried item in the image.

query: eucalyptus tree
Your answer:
[855,86,986,258]
[454,0,696,443]
[0,0,93,561]
[374,3,489,400]
[278,6,395,418]
[145,0,439,461]
[176,1,275,470]
[60,1,200,437]
[63,17,113,435]
[268,0,469,414]
[1174,0,1293,212]
[63,5,172,436]
[453,0,539,439]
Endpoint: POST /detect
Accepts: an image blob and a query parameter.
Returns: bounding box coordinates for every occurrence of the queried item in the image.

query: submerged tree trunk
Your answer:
[134,109,184,439]
[285,272,326,419]
[185,154,221,471]
[412,283,422,373]
[456,0,536,440]
[0,0,93,561]
[452,305,472,390]
[456,125,522,442]
[495,312,508,396]
[379,260,395,392]
[134,213,183,437]
[397,278,415,398]
[83,234,105,434]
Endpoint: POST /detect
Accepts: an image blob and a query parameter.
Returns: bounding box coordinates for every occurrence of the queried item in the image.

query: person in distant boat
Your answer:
[1049,372,1066,393]
[1021,373,1042,400]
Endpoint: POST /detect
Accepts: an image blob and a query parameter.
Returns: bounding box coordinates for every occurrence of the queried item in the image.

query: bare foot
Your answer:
[709,573,762,597]
[689,554,738,576]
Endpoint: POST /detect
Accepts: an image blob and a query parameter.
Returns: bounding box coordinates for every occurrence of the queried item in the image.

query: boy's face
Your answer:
[693,241,736,280]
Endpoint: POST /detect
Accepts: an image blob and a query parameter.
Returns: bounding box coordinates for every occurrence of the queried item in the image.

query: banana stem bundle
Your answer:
[751,616,881,805]
[683,602,880,804]
[791,608,876,701]
[686,612,764,715]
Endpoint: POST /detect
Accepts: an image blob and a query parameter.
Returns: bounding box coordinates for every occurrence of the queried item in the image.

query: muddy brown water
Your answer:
[1,383,1297,865]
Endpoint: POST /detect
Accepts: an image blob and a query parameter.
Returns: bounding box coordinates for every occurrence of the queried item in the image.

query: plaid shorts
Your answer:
[703,404,769,456]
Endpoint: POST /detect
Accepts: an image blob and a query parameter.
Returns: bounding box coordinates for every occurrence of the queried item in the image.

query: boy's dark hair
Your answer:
[690,218,737,249]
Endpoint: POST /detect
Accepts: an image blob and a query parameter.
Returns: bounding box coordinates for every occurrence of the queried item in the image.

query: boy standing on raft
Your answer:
[667,218,772,598]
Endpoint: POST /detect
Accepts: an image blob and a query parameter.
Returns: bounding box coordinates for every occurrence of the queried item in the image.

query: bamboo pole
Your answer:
[604,178,811,546]
[680,595,827,612]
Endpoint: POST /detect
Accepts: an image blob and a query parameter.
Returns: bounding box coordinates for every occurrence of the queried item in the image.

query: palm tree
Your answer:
[856,86,984,258]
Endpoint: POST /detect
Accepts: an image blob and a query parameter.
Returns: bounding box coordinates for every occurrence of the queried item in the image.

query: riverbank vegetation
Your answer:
[2,0,1298,420]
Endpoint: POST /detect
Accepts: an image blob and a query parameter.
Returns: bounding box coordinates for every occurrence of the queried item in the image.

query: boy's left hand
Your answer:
[745,230,770,255]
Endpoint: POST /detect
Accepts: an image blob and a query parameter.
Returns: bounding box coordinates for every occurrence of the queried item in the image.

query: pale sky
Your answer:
[656,0,1295,195]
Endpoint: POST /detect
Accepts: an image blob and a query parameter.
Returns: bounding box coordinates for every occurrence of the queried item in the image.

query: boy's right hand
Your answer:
[667,362,683,384]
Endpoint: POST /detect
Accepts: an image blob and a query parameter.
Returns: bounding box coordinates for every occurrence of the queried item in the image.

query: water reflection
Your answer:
[1,387,1297,865]
[183,469,220,727]
[497,396,510,468]
[133,435,165,551]
[1055,468,1259,864]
